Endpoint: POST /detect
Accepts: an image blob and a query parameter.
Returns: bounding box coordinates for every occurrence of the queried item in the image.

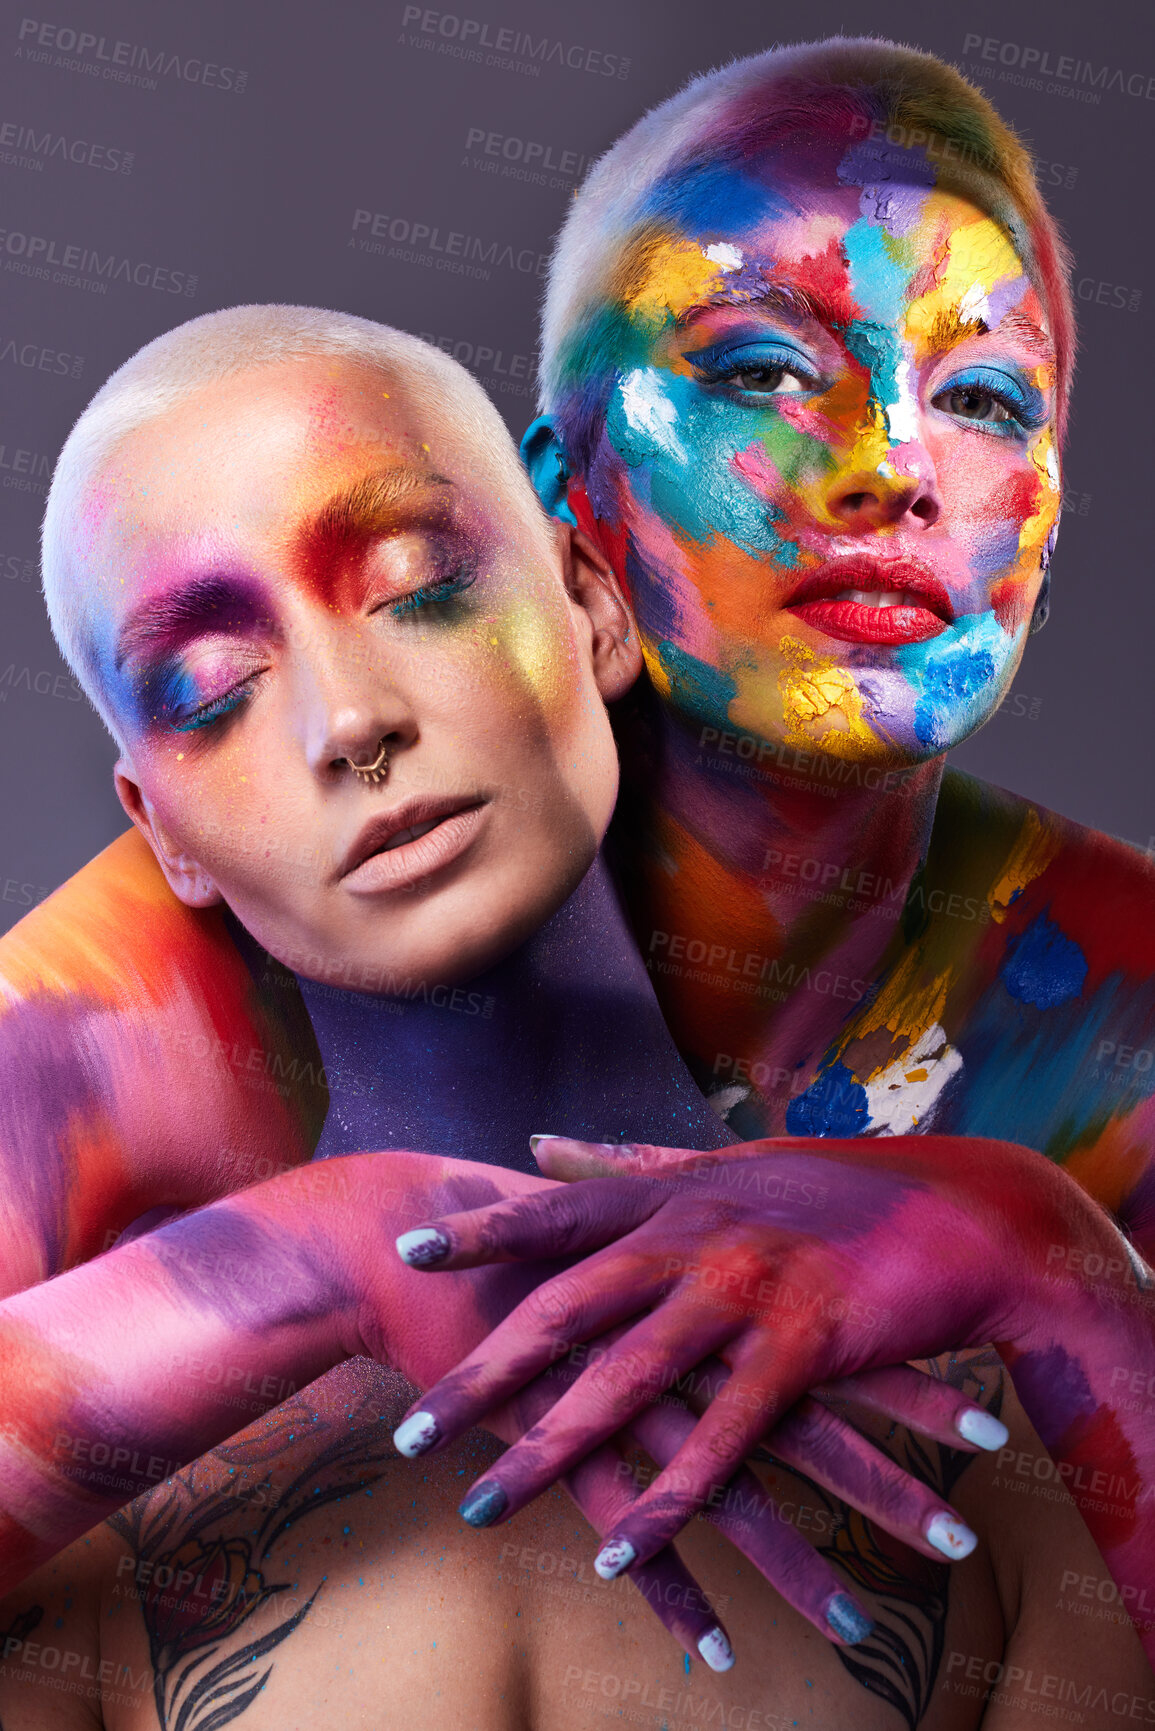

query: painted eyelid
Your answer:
[935,367,1045,421]
[685,338,821,378]
[389,566,478,617]
[170,674,261,732]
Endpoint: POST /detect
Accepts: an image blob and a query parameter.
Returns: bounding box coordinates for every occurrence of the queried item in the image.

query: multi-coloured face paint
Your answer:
[556,137,1059,764]
[81,358,624,995]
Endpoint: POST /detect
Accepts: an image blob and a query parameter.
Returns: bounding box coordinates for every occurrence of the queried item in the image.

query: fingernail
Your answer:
[396,1227,450,1268]
[956,1408,1009,1451]
[926,1511,978,1560]
[593,1537,636,1580]
[393,1411,439,1458]
[529,1133,560,1154]
[459,1482,507,1528]
[697,1626,735,1672]
[826,1592,874,1646]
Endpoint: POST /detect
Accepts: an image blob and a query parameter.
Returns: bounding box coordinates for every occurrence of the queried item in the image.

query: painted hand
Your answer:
[394,1133,1155,1660]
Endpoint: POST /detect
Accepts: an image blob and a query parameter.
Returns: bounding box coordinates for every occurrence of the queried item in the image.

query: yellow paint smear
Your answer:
[772,636,877,758]
[905,215,1023,345]
[842,949,952,1066]
[624,237,733,332]
[987,806,1060,923]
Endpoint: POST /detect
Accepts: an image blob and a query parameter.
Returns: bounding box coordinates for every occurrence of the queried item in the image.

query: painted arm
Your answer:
[0,1148,898,1667]
[397,1133,1155,1662]
[0,830,324,1295]
[0,1141,1011,1664]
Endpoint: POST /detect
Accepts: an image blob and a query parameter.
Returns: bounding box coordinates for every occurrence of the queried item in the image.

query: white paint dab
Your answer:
[862,1022,963,1134]
[704,242,743,272]
[619,369,687,463]
[884,358,919,445]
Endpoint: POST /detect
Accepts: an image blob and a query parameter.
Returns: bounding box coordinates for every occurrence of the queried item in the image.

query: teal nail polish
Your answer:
[459,1482,507,1527]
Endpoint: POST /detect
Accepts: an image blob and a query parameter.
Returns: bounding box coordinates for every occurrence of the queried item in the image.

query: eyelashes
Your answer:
[930,367,1048,436]
[158,664,263,735]
[686,339,1048,438]
[387,560,478,618]
[686,340,825,398]
[156,562,480,736]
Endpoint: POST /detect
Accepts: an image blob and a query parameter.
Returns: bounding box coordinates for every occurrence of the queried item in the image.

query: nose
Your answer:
[825,442,942,532]
[296,623,419,781]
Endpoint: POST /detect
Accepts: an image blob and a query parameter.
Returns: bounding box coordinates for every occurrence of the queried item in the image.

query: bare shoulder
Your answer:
[935,1348,1155,1725]
[935,767,1155,952]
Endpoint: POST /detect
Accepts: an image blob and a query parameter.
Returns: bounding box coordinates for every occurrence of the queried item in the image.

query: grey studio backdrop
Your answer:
[0,0,1150,932]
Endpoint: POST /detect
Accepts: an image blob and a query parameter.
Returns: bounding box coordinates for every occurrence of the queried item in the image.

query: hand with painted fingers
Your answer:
[0,1144,873,1672]
[394,1132,1155,1661]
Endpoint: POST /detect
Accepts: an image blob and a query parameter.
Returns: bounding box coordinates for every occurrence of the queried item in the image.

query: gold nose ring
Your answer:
[341,740,390,784]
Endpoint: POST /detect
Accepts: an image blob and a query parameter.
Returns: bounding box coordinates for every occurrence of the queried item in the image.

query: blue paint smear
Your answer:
[893,610,1009,751]
[840,218,910,332]
[786,1062,869,1137]
[1000,912,1088,1009]
[606,368,802,566]
[842,319,902,425]
[641,161,795,236]
[913,648,996,746]
[655,640,737,733]
[946,970,1150,1156]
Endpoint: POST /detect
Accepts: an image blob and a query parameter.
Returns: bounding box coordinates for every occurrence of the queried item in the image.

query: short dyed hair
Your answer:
[539,36,1076,468]
[42,303,547,744]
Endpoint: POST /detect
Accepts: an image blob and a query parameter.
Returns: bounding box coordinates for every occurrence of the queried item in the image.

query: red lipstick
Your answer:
[785,557,954,646]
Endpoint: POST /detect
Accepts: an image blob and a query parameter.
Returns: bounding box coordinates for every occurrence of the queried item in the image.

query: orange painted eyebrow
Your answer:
[299,468,456,565]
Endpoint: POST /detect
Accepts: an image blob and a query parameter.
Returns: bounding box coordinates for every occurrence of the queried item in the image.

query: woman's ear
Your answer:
[520,416,579,527]
[558,522,642,703]
[114,760,223,909]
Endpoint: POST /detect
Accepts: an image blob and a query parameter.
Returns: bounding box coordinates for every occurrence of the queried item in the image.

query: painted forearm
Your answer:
[0,1150,547,1594]
[1000,1234,1155,1598]
[0,833,326,1298]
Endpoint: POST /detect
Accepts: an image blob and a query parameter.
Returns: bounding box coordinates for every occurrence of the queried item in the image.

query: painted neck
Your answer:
[293,852,733,1170]
[610,684,945,1090]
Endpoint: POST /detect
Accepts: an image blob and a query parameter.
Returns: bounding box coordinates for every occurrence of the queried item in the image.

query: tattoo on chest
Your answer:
[109,1385,396,1731]
[111,1355,1002,1731]
[756,1349,1005,1731]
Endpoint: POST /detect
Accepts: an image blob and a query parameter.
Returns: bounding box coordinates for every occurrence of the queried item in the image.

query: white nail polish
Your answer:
[956,1409,1009,1450]
[926,1511,977,1560]
[395,1227,449,1267]
[393,1411,439,1457]
[697,1627,735,1672]
[593,1538,636,1579]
